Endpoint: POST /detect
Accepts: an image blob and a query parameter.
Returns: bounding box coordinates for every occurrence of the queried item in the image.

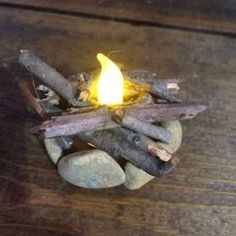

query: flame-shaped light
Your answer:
[97,53,124,105]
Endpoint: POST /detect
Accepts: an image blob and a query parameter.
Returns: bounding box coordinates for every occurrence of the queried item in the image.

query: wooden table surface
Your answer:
[0,2,235,235]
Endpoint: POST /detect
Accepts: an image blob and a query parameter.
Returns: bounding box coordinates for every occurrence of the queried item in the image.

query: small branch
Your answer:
[19,81,74,155]
[124,70,181,102]
[122,103,207,122]
[32,103,207,138]
[78,130,172,177]
[67,105,99,114]
[151,81,181,103]
[112,127,171,161]
[113,112,170,143]
[19,80,46,118]
[31,108,118,138]
[19,80,62,118]
[19,50,87,107]
[124,70,180,87]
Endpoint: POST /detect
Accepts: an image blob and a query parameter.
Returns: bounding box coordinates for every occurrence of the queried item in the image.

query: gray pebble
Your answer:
[58,150,125,189]
[158,120,182,154]
[124,162,155,190]
[44,137,73,164]
[44,138,63,164]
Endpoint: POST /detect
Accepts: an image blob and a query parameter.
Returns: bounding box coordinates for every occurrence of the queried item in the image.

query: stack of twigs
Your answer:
[18,50,207,189]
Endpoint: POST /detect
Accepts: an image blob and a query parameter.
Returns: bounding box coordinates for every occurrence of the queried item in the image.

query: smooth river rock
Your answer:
[58,150,125,189]
[158,120,183,154]
[44,138,63,164]
[44,137,73,164]
[124,162,155,190]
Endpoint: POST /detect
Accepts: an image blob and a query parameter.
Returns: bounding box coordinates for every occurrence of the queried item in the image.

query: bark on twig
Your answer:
[114,112,170,143]
[31,108,118,138]
[19,80,46,118]
[32,103,207,138]
[151,81,181,103]
[121,103,207,122]
[112,127,172,161]
[78,130,172,177]
[124,70,181,102]
[19,50,86,107]
[19,80,62,117]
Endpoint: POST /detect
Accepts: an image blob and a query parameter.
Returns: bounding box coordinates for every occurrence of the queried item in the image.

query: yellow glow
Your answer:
[97,53,124,105]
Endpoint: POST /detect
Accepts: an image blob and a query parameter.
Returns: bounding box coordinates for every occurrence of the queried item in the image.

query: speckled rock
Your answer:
[44,138,63,164]
[158,120,183,154]
[58,150,125,189]
[124,162,155,190]
[44,137,73,164]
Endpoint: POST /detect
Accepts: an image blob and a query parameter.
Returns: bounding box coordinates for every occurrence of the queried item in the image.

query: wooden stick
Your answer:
[78,130,172,177]
[19,50,87,107]
[151,81,180,103]
[112,127,172,161]
[31,108,118,138]
[19,80,47,118]
[121,103,207,122]
[124,70,180,89]
[113,112,170,143]
[124,70,181,102]
[32,103,207,138]
[126,79,180,103]
[19,80,62,118]
[19,81,74,153]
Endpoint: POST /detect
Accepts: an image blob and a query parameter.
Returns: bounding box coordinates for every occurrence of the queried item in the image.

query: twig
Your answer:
[112,127,172,161]
[18,80,46,118]
[78,130,173,177]
[32,103,207,138]
[124,70,181,102]
[113,112,170,143]
[119,103,207,122]
[19,50,87,107]
[31,108,118,138]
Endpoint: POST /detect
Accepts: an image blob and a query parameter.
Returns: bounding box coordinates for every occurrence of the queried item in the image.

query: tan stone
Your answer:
[58,150,125,189]
[124,162,155,190]
[158,120,183,154]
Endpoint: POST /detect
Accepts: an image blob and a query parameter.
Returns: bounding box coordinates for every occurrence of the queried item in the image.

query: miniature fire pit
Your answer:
[18,50,207,190]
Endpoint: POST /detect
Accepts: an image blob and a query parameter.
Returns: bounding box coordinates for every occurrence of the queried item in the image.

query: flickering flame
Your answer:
[97,53,124,105]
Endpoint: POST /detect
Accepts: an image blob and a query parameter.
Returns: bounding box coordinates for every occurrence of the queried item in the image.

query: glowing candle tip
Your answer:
[96,53,124,105]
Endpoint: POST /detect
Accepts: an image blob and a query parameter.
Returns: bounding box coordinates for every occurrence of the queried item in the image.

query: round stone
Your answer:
[158,120,183,154]
[57,150,125,189]
[44,138,63,164]
[123,162,155,190]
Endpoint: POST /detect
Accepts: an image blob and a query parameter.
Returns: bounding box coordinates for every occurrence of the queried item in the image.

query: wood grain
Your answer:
[0,6,235,236]
[0,0,236,35]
